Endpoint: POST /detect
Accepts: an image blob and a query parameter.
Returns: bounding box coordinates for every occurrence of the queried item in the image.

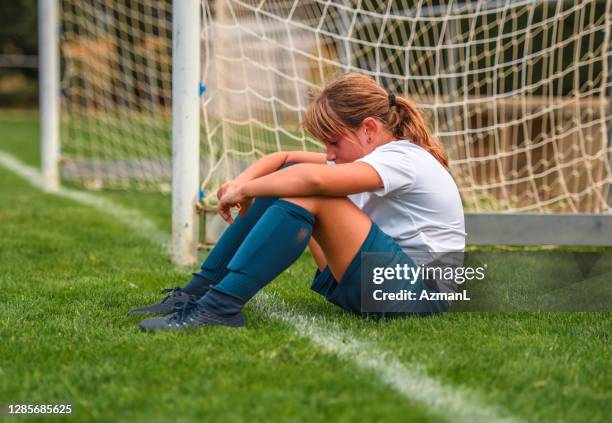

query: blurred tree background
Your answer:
[0,0,38,107]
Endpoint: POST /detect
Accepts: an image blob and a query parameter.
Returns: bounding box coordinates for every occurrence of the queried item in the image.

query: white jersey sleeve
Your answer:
[356,144,416,196]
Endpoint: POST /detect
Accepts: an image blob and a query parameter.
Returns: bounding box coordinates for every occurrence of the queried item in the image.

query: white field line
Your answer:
[255,292,519,423]
[0,151,519,423]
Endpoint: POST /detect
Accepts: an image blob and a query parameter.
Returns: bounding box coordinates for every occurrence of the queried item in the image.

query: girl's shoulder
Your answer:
[365,139,448,175]
[369,139,427,157]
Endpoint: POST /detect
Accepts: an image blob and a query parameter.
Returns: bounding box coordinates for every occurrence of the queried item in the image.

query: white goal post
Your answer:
[38,0,60,193]
[171,0,200,265]
[39,0,612,265]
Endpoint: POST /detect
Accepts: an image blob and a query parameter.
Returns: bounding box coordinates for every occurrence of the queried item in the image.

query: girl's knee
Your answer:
[280,196,355,215]
[280,196,319,213]
[277,162,297,170]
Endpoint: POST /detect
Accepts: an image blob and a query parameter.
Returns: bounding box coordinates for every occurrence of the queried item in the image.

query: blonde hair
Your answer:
[303,73,448,168]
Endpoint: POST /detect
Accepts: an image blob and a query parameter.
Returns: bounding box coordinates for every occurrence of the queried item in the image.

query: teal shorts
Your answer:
[310,222,449,317]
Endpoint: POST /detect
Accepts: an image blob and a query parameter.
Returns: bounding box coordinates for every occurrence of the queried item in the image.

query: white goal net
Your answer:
[60,0,612,213]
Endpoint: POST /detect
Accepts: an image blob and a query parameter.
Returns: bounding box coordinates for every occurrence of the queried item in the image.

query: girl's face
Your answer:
[323,117,394,164]
[324,125,372,164]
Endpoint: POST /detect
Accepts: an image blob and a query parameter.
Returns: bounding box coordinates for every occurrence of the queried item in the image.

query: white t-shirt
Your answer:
[342,140,466,254]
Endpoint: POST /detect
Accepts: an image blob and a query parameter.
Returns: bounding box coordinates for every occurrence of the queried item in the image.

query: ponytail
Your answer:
[386,96,449,169]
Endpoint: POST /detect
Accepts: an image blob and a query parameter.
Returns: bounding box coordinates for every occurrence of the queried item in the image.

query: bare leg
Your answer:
[308,238,327,271]
[282,196,372,281]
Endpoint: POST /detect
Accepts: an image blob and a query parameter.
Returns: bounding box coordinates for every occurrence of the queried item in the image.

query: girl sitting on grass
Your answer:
[131,72,466,331]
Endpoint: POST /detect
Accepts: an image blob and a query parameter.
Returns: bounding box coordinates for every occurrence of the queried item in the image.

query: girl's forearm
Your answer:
[240,164,322,198]
[234,152,288,183]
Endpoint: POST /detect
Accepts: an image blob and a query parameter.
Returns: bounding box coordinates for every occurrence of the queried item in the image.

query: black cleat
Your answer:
[128,286,199,316]
[139,302,245,332]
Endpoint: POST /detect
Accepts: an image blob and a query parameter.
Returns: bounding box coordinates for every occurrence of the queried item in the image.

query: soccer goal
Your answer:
[40,0,612,264]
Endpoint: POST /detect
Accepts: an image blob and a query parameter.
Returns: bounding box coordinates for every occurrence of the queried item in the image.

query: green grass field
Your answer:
[0,111,610,422]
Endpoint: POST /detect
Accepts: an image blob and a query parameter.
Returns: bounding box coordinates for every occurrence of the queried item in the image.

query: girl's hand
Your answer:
[217,181,252,224]
[216,178,246,202]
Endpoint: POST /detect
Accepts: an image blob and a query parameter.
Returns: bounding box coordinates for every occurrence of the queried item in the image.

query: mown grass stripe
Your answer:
[0,150,520,423]
[0,151,169,255]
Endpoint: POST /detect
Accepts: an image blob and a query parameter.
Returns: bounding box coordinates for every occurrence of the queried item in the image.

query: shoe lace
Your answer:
[169,298,199,324]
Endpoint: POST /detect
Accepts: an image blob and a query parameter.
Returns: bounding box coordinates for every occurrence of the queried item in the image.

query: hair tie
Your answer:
[388,92,396,108]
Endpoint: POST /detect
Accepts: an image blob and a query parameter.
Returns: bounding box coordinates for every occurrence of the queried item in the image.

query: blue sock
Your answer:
[183,164,296,296]
[182,196,279,296]
[198,200,314,315]
[181,273,215,297]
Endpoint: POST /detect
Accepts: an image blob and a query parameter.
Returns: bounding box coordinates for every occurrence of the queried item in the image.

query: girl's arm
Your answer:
[217,162,383,223]
[233,151,326,184]
[216,151,326,204]
[240,162,383,198]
